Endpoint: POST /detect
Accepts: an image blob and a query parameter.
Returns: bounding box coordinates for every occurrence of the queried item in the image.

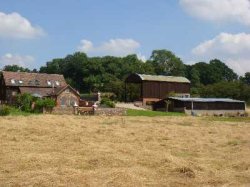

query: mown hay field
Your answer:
[0,115,250,186]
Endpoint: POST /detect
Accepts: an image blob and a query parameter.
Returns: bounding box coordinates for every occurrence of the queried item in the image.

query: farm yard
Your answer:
[0,115,250,186]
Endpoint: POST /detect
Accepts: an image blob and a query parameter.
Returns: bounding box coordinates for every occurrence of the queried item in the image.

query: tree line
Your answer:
[2,49,250,103]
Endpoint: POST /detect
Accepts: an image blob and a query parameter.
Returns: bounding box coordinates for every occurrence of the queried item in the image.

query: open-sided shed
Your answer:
[125,73,190,105]
[153,97,246,116]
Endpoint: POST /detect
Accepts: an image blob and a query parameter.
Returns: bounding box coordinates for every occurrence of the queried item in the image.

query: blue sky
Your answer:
[0,0,250,75]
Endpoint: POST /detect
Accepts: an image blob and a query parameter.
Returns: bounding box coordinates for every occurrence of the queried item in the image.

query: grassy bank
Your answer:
[126,109,185,117]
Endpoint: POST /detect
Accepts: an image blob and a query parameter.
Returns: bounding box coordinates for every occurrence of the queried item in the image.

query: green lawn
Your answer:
[126,109,185,117]
[9,107,36,116]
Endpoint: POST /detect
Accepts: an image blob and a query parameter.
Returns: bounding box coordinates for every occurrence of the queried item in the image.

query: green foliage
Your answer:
[190,87,200,97]
[16,93,34,112]
[126,109,185,117]
[149,49,186,76]
[35,98,56,113]
[191,59,238,85]
[8,107,33,116]
[199,81,250,102]
[241,72,250,85]
[100,98,115,108]
[0,105,11,116]
[190,67,200,87]
[43,98,56,109]
[34,98,44,112]
[3,64,31,72]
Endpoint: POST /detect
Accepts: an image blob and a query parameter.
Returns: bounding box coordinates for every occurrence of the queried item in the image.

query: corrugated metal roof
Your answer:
[168,97,245,103]
[137,74,190,83]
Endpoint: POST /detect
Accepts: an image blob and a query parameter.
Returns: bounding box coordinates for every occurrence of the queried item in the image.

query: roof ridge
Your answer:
[2,71,64,76]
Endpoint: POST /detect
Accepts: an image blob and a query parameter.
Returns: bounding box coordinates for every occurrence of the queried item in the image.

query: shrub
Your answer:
[43,98,56,110]
[100,97,115,108]
[0,105,11,116]
[35,98,56,113]
[34,99,44,113]
[16,93,33,112]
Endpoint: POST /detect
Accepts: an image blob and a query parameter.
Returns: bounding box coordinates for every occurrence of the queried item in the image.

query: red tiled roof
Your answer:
[2,71,67,88]
[19,85,80,97]
[19,87,54,97]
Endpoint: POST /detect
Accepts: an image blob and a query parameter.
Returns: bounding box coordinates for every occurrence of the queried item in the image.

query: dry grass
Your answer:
[0,115,250,186]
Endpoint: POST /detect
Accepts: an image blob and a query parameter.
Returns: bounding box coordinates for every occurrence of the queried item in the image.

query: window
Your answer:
[35,80,40,85]
[47,80,52,86]
[11,79,15,84]
[60,97,66,106]
[65,89,70,93]
[55,81,60,86]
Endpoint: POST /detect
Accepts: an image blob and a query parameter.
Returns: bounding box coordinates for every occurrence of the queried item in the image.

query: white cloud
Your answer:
[192,32,250,75]
[0,53,35,68]
[0,12,44,39]
[180,0,250,26]
[77,38,143,57]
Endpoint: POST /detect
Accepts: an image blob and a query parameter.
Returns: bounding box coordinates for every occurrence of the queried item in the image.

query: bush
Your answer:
[16,93,33,112]
[100,97,115,108]
[43,98,56,110]
[0,105,11,116]
[35,98,56,113]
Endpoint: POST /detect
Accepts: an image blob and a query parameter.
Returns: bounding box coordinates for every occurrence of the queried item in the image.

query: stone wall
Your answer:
[95,108,127,116]
[51,106,74,115]
[51,107,127,116]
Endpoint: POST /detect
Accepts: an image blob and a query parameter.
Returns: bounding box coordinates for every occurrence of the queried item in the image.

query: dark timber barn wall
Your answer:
[125,74,190,105]
[142,81,190,99]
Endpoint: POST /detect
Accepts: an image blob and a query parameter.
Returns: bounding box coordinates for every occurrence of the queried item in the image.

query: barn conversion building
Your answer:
[125,73,190,105]
[0,71,80,108]
[153,97,246,116]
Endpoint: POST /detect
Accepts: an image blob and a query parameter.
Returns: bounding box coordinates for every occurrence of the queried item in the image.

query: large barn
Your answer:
[153,97,246,116]
[125,73,190,105]
[0,71,80,108]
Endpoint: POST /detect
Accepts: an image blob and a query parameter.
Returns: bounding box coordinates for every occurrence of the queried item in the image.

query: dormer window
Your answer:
[35,80,40,85]
[55,81,60,86]
[47,80,52,86]
[11,79,15,84]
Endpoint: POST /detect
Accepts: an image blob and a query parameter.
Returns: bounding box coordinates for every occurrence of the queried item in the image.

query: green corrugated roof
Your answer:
[137,74,190,83]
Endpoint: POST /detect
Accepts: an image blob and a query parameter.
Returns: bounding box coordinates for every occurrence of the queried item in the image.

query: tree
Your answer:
[192,62,212,85]
[209,59,238,82]
[243,72,250,85]
[40,58,63,74]
[3,65,31,72]
[190,67,200,87]
[149,49,186,76]
[192,60,238,85]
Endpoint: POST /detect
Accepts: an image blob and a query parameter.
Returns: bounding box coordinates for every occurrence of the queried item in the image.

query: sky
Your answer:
[0,0,250,75]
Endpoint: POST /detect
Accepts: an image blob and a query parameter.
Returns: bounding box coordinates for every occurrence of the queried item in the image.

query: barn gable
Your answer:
[125,73,191,105]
